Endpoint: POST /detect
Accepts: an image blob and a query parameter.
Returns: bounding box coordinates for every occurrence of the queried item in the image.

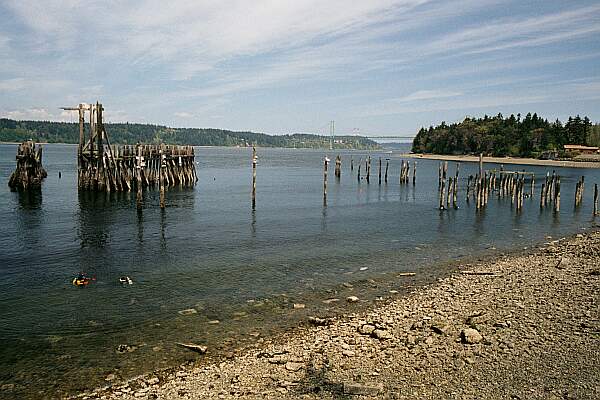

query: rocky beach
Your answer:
[71,230,600,400]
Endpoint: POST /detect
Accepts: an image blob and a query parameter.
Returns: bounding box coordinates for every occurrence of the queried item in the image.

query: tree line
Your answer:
[411,113,599,157]
[0,119,380,150]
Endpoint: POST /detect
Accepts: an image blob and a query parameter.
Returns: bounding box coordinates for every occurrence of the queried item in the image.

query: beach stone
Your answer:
[293,303,306,309]
[0,384,14,392]
[208,320,220,324]
[431,319,450,335]
[147,377,159,385]
[347,296,360,303]
[308,316,332,326]
[116,344,136,354]
[323,298,340,304]
[358,324,376,335]
[461,328,483,344]
[372,329,393,340]
[343,382,383,396]
[105,373,116,381]
[178,308,197,316]
[284,362,303,372]
[342,350,356,357]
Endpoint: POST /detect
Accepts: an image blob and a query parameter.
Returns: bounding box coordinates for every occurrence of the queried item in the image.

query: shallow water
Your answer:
[0,144,599,399]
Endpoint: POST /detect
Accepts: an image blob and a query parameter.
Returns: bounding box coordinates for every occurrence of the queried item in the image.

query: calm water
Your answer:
[1,144,599,399]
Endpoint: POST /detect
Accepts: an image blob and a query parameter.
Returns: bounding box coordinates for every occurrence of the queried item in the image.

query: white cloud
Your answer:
[3,108,54,120]
[0,78,26,92]
[396,90,463,102]
[174,112,192,118]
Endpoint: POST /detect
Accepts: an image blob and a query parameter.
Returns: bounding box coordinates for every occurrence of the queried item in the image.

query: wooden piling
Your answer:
[384,160,389,184]
[366,156,371,184]
[594,183,598,216]
[323,156,329,204]
[159,148,165,209]
[378,158,382,185]
[252,146,257,209]
[554,177,561,213]
[412,161,417,185]
[136,145,142,209]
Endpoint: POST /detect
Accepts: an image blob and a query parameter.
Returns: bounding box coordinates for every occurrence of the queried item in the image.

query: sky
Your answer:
[0,0,599,138]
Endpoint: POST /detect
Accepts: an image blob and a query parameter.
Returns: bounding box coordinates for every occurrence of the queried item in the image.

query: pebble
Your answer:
[347,296,360,303]
[178,308,197,316]
[461,328,483,344]
[284,362,303,372]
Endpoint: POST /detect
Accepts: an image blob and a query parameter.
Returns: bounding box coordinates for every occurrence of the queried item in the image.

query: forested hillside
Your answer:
[0,119,379,149]
[412,113,598,157]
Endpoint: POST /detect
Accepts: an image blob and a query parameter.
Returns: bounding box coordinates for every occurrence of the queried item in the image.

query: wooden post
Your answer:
[478,153,483,178]
[366,156,371,184]
[357,162,361,182]
[159,148,165,209]
[594,183,598,216]
[540,183,545,208]
[252,146,257,209]
[136,145,142,209]
[351,157,354,171]
[412,161,416,185]
[378,157,382,185]
[323,156,329,204]
[554,177,560,213]
[384,160,389,184]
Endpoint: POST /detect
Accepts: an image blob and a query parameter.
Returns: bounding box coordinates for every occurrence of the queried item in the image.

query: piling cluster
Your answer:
[540,172,561,212]
[62,102,197,209]
[399,161,412,184]
[438,162,459,209]
[8,141,47,190]
[78,144,197,194]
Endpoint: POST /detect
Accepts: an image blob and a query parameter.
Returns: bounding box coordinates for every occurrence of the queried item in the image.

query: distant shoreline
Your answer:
[404,153,600,169]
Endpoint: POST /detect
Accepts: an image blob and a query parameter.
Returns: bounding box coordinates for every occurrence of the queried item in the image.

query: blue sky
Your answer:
[0,0,599,138]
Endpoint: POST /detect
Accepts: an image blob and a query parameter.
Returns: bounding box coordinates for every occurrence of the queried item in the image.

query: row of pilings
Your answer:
[322,154,417,204]
[78,144,197,193]
[435,156,598,216]
[8,141,47,190]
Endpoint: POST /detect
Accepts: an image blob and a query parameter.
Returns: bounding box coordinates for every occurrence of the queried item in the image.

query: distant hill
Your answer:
[0,119,380,150]
[412,113,599,157]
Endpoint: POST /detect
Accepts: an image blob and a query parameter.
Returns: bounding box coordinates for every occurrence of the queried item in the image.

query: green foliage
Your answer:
[0,119,380,149]
[411,113,595,157]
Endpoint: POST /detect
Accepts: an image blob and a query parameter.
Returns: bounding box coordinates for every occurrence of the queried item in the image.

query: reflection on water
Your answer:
[1,143,599,399]
[16,188,43,210]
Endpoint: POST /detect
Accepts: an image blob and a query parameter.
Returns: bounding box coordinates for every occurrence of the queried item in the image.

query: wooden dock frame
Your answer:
[61,102,197,203]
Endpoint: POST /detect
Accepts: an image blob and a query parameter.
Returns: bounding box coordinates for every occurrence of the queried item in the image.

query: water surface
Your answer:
[0,144,598,399]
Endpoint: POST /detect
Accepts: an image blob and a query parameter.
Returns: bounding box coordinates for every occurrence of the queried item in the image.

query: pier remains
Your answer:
[8,141,47,190]
[61,102,197,195]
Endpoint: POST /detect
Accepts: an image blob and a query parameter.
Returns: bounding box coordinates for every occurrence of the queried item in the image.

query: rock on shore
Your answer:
[77,231,600,399]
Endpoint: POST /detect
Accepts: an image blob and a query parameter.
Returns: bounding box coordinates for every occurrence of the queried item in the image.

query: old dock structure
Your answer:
[8,141,48,190]
[61,102,197,200]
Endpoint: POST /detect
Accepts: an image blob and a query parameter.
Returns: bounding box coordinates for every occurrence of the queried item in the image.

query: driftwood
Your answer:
[461,270,498,276]
[176,342,207,354]
[8,141,47,190]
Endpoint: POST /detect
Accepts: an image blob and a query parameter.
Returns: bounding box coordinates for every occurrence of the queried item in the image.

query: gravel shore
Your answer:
[78,231,600,400]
